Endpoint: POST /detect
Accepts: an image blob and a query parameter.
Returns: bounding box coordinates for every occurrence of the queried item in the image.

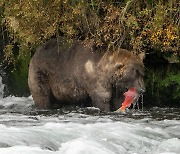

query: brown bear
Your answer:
[28,38,145,112]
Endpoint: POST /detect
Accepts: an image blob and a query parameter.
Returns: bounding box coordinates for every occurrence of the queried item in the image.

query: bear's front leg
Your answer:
[88,89,111,112]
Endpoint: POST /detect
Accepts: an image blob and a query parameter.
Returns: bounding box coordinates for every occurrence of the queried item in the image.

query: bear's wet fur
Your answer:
[28,38,145,112]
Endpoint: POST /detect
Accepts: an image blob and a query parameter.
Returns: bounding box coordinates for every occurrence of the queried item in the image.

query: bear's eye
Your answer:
[136,69,144,77]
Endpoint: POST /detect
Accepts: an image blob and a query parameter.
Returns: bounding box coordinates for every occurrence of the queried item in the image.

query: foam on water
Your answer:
[0,83,179,153]
[0,116,180,154]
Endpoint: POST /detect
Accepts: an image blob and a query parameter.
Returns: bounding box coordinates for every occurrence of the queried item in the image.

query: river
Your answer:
[0,77,180,154]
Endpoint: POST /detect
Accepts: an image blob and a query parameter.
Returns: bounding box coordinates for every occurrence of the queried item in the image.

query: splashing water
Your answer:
[141,94,144,111]
[0,76,4,98]
[133,94,144,111]
[0,95,179,154]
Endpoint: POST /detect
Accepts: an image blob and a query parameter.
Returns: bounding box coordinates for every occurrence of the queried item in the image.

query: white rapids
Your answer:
[0,78,180,154]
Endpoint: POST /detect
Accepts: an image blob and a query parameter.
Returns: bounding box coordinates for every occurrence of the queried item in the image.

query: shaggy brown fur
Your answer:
[28,38,145,111]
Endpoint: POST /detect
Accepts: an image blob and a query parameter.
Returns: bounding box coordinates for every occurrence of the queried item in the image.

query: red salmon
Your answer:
[117,87,138,112]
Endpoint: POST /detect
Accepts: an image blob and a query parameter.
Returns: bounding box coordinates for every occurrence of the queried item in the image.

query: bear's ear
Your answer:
[138,52,145,61]
[114,63,124,69]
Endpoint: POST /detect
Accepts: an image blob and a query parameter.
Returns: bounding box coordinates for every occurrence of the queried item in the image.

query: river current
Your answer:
[0,77,180,154]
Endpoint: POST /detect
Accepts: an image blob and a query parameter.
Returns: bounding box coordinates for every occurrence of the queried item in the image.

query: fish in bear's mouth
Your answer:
[117,87,140,112]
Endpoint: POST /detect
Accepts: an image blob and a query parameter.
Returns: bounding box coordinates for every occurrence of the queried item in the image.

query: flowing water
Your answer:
[0,77,180,154]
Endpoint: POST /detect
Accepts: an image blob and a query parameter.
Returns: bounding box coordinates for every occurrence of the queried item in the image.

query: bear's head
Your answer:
[113,51,145,92]
[100,49,145,110]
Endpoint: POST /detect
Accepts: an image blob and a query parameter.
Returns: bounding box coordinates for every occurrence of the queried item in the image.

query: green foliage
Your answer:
[2,0,62,64]
[126,1,179,55]
[1,0,179,59]
[145,65,180,107]
[7,53,31,96]
[161,70,180,99]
